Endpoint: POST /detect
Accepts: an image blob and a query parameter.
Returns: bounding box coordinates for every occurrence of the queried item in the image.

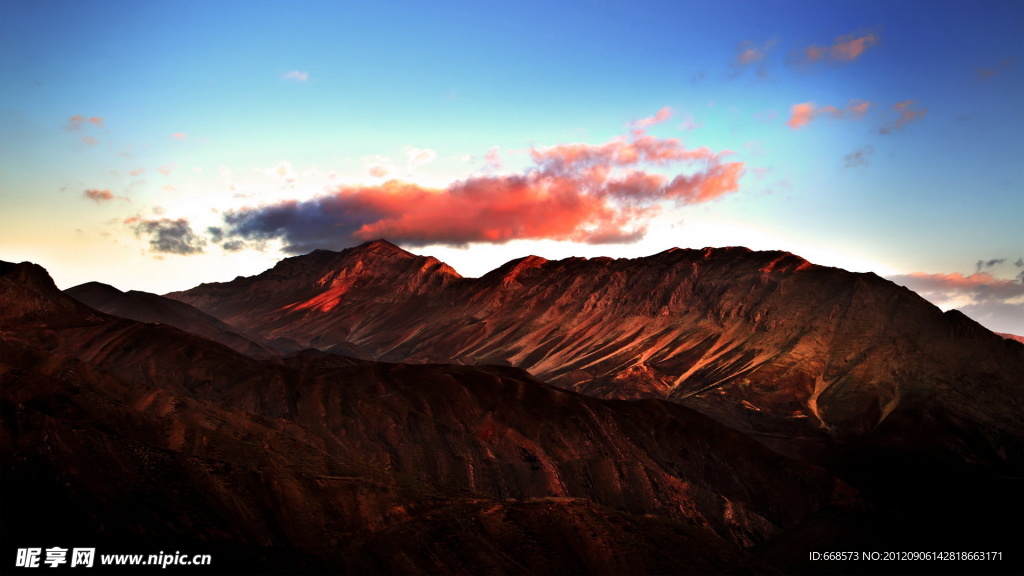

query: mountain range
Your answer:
[168,240,1024,468]
[3,242,1023,574]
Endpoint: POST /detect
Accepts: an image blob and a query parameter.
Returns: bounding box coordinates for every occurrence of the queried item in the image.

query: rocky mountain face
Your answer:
[168,241,1024,471]
[2,259,867,574]
[6,248,1023,574]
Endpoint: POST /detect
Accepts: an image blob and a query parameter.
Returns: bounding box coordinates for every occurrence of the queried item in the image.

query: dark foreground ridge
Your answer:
[3,255,1023,574]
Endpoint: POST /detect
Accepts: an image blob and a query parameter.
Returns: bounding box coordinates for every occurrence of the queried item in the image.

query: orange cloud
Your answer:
[83,189,114,203]
[787,100,873,130]
[798,33,878,65]
[787,103,815,129]
[172,132,188,140]
[81,136,99,146]
[222,119,745,252]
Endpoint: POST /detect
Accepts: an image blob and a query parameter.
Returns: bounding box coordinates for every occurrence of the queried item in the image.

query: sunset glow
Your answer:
[1,0,1021,333]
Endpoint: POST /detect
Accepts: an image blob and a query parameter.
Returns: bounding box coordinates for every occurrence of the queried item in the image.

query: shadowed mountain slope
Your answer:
[167,241,1024,470]
[65,281,277,358]
[4,259,891,574]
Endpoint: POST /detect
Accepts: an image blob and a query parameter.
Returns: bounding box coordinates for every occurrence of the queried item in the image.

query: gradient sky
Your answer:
[1,0,1022,334]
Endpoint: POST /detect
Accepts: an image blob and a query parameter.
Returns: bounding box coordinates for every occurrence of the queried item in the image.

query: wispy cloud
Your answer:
[218,114,745,253]
[83,189,115,203]
[733,40,775,78]
[81,136,99,146]
[158,164,177,176]
[977,258,1007,273]
[787,100,871,130]
[977,58,1014,80]
[127,217,207,255]
[629,106,673,129]
[264,160,296,183]
[483,146,503,170]
[283,70,309,81]
[843,145,874,168]
[404,147,437,171]
[65,115,104,131]
[362,155,394,178]
[796,32,879,65]
[172,132,188,140]
[878,100,927,134]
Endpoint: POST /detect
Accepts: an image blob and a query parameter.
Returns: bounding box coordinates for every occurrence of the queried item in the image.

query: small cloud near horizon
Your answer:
[127,217,207,255]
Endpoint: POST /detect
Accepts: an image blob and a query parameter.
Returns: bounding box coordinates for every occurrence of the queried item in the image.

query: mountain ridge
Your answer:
[2,256,871,574]
[166,241,1024,470]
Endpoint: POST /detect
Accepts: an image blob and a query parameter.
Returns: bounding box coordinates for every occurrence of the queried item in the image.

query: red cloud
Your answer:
[223,117,745,252]
[83,189,115,203]
[787,100,872,130]
[799,33,878,65]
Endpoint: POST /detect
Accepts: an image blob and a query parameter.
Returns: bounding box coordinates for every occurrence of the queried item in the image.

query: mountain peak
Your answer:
[346,239,410,257]
[1,260,104,325]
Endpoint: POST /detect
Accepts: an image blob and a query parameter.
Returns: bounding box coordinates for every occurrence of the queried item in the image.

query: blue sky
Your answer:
[1,0,1022,333]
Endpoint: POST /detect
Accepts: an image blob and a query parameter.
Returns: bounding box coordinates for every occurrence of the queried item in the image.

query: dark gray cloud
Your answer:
[207,226,225,243]
[976,258,1007,273]
[223,194,391,254]
[129,218,206,255]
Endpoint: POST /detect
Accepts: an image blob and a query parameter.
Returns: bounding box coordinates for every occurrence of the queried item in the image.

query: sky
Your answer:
[1,0,1022,334]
